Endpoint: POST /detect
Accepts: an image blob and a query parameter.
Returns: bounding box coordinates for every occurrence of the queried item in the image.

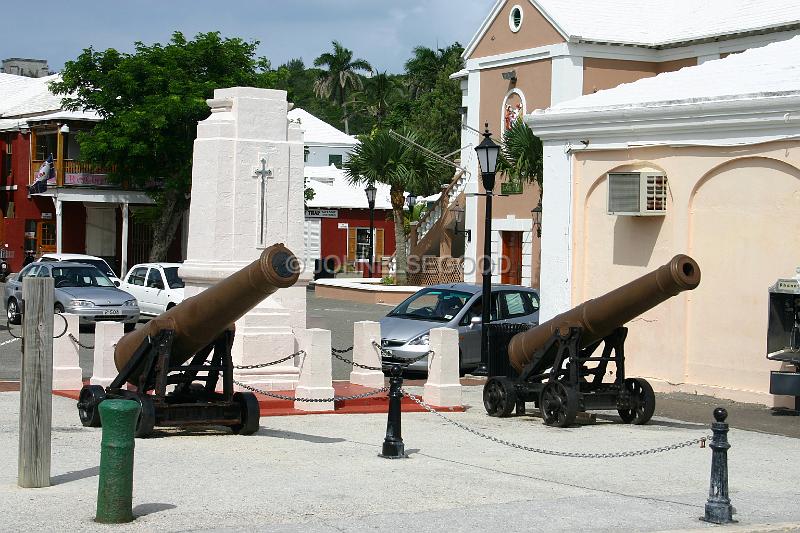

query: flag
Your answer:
[27,154,53,195]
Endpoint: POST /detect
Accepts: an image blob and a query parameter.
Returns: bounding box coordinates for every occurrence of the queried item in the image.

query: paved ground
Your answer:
[1,386,799,532]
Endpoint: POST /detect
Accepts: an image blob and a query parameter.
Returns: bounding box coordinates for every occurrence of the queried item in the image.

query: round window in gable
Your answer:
[509,5,523,33]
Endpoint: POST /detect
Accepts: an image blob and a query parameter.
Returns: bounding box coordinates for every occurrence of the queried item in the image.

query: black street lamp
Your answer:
[531,200,542,238]
[406,193,417,211]
[365,184,377,278]
[474,123,500,376]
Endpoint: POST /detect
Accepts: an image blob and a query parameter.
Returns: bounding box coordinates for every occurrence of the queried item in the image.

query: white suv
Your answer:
[39,253,120,285]
[120,263,185,317]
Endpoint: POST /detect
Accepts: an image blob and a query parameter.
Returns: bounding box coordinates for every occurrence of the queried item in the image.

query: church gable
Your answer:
[469,1,565,60]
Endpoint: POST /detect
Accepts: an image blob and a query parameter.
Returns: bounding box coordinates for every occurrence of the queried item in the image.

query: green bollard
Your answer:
[95,399,140,524]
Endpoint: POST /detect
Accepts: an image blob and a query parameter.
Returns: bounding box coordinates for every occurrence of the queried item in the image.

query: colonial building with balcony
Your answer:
[0,72,182,273]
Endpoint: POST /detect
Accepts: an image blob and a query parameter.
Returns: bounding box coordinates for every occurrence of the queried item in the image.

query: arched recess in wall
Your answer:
[686,156,800,395]
[500,88,526,134]
[580,162,671,300]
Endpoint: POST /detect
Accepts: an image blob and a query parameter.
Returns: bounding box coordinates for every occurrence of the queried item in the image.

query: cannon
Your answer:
[484,254,701,427]
[77,243,300,437]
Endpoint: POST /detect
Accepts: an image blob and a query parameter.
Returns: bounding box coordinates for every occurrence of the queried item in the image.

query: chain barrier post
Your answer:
[351,321,384,387]
[295,328,335,411]
[91,322,125,388]
[95,399,140,524]
[702,407,736,524]
[379,364,406,459]
[52,313,82,390]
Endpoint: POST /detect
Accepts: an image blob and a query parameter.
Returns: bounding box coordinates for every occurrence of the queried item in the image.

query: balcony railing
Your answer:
[30,159,116,187]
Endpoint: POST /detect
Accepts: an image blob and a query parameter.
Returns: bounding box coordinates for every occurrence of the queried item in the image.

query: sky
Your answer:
[1,1,493,74]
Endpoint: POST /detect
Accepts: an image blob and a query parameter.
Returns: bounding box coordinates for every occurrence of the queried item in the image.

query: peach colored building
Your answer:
[452,0,800,290]
[529,36,800,406]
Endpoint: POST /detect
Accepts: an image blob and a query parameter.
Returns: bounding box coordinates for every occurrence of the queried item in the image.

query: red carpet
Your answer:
[46,380,467,416]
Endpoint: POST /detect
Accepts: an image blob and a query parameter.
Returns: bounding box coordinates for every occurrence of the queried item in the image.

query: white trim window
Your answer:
[509,5,524,33]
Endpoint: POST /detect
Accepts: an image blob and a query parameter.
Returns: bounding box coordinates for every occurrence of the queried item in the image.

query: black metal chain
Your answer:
[331,350,383,371]
[6,320,22,339]
[68,333,94,349]
[402,389,710,459]
[371,340,434,365]
[233,379,388,402]
[53,313,68,339]
[332,346,353,354]
[233,350,305,370]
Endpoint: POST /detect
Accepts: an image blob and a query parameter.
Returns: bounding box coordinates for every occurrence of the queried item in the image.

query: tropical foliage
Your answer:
[313,41,372,135]
[344,129,446,284]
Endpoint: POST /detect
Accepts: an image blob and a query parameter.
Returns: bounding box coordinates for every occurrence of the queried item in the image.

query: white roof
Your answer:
[288,108,358,147]
[0,73,98,126]
[535,36,800,117]
[305,165,393,210]
[466,0,800,56]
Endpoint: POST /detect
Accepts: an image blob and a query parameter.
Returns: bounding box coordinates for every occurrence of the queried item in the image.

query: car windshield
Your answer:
[51,266,116,288]
[65,258,114,277]
[388,289,473,322]
[164,267,184,289]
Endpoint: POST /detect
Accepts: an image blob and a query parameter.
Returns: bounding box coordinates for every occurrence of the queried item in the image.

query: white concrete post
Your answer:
[54,198,63,254]
[423,328,462,407]
[51,313,82,390]
[90,322,124,388]
[350,321,384,388]
[294,328,335,411]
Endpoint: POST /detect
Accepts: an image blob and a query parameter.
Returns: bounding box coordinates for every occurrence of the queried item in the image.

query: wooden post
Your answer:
[18,276,54,488]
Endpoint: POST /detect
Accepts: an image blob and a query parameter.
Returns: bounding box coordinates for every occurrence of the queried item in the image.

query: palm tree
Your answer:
[344,129,443,284]
[349,71,401,127]
[313,41,372,135]
[498,117,543,190]
[404,43,464,98]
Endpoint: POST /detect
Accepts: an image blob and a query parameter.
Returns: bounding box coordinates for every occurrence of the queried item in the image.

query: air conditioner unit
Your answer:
[607,172,667,216]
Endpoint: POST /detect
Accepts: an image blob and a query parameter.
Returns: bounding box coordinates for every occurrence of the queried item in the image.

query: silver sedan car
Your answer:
[5,261,139,329]
[379,283,540,372]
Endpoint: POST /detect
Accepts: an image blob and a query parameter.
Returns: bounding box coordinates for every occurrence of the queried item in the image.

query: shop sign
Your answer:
[65,173,112,187]
[42,213,53,220]
[306,208,339,218]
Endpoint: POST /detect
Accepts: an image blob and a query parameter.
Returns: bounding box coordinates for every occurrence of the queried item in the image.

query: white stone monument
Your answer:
[180,87,309,391]
[90,322,125,388]
[51,313,83,390]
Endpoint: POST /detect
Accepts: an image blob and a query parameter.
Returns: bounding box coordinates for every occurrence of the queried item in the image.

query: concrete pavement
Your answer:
[1,385,799,532]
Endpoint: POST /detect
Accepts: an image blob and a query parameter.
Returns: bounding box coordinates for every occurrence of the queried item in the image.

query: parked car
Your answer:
[39,253,120,285]
[119,263,185,317]
[5,261,139,329]
[379,283,540,372]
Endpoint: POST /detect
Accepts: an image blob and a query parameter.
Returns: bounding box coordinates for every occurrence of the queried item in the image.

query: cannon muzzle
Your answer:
[508,254,700,372]
[114,243,300,382]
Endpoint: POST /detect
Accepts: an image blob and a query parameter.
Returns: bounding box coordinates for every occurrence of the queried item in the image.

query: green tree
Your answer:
[50,31,273,261]
[349,71,402,127]
[344,129,444,284]
[403,43,465,155]
[313,41,372,135]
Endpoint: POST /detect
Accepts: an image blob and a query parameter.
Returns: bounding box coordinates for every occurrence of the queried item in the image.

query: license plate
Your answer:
[102,309,120,315]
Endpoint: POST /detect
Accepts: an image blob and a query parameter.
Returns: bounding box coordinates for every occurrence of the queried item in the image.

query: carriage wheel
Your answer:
[539,381,578,427]
[134,395,156,438]
[617,378,655,425]
[483,377,517,417]
[77,385,106,427]
[231,392,261,435]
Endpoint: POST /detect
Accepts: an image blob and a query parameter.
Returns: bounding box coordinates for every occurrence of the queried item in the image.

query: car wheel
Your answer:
[54,303,65,313]
[123,322,136,333]
[166,302,176,310]
[7,298,20,325]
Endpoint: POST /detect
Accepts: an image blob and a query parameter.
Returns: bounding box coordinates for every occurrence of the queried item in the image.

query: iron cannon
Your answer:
[484,254,701,427]
[77,243,300,437]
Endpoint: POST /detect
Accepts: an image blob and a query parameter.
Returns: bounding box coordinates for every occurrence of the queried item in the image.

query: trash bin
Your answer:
[487,323,534,379]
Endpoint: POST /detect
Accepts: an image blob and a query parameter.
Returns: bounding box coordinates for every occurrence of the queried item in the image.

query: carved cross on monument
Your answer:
[253,157,273,246]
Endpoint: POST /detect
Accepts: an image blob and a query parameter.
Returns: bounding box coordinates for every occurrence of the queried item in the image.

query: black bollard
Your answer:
[379,364,406,459]
[702,407,736,524]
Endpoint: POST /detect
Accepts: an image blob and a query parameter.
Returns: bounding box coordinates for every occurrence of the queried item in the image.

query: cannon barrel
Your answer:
[114,243,300,381]
[508,254,701,372]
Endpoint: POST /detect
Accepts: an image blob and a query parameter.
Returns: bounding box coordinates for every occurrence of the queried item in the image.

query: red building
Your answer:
[0,74,183,273]
[303,166,396,278]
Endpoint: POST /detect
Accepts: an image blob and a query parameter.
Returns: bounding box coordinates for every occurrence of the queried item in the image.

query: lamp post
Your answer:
[474,124,500,376]
[531,200,542,238]
[365,184,377,278]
